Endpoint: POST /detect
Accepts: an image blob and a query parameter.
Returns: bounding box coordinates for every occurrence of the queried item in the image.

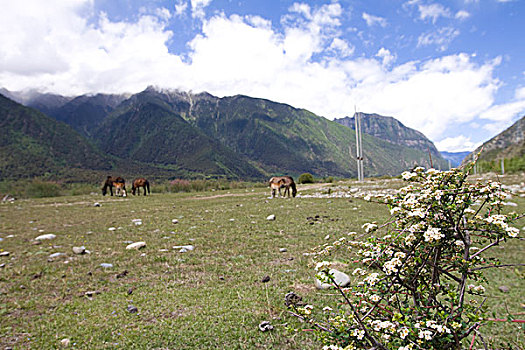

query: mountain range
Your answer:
[1,86,451,182]
[462,115,525,171]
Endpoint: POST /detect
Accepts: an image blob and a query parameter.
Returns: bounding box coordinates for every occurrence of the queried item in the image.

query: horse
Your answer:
[268,176,297,198]
[102,176,127,197]
[131,178,150,196]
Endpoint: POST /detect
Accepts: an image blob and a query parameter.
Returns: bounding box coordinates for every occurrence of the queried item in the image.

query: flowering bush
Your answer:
[289,165,522,350]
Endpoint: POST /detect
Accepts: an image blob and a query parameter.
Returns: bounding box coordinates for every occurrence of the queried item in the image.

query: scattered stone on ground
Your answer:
[266,214,276,221]
[85,290,101,298]
[100,263,113,269]
[0,252,9,257]
[60,338,70,347]
[132,219,142,226]
[279,248,287,253]
[173,245,194,253]
[172,219,179,224]
[72,246,86,255]
[126,241,146,250]
[261,275,270,283]
[127,305,138,313]
[49,252,65,259]
[94,202,101,207]
[35,233,56,240]
[258,321,273,332]
[315,269,351,290]
[499,285,510,293]
[108,227,116,231]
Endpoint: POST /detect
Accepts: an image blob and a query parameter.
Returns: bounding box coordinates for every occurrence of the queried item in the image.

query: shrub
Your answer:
[25,180,62,198]
[289,164,522,350]
[298,173,315,184]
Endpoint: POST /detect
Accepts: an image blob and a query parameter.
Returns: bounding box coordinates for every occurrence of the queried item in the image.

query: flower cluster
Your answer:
[290,164,521,350]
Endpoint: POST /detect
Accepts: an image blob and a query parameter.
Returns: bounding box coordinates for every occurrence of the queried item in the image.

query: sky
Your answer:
[0,0,524,152]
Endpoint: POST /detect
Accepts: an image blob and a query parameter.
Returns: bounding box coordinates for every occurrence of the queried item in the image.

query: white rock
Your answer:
[60,338,70,347]
[173,245,194,252]
[172,219,179,224]
[49,252,65,259]
[126,242,146,250]
[108,227,116,231]
[100,263,113,268]
[94,202,101,207]
[0,251,10,257]
[72,246,86,254]
[35,234,56,240]
[266,214,276,221]
[315,269,351,290]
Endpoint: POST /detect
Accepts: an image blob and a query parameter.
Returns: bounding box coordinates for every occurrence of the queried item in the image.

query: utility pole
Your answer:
[354,107,364,182]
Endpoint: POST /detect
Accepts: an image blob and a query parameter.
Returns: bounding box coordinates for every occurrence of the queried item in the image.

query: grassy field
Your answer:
[0,176,523,349]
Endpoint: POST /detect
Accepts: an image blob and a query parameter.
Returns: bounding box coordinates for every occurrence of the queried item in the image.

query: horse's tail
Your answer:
[291,181,297,197]
[146,180,150,194]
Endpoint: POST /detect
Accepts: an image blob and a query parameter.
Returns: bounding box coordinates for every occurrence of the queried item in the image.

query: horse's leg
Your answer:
[143,186,147,196]
[109,185,113,196]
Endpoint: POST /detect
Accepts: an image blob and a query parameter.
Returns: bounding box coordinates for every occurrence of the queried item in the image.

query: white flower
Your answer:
[362,222,378,233]
[398,327,409,339]
[315,261,332,272]
[390,207,401,215]
[323,306,333,312]
[424,227,444,242]
[370,294,380,302]
[364,273,380,286]
[402,171,417,180]
[405,233,416,246]
[506,226,519,238]
[394,252,406,259]
[322,345,343,350]
[418,329,433,340]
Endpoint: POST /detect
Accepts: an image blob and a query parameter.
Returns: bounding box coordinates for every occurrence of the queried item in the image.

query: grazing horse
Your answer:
[132,178,150,196]
[102,176,127,197]
[268,176,297,198]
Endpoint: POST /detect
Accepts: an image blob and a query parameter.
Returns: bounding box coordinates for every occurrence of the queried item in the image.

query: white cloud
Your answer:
[329,38,354,57]
[435,135,479,152]
[455,10,470,20]
[191,0,212,19]
[418,27,460,51]
[0,1,514,147]
[515,86,525,99]
[362,12,387,27]
[175,0,188,16]
[418,3,451,23]
[376,48,396,66]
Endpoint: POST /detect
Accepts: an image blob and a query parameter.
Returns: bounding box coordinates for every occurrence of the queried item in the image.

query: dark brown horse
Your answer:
[102,176,127,197]
[131,178,150,196]
[268,176,297,198]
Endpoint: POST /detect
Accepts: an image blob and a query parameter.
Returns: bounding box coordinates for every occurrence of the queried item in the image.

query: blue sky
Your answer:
[0,0,524,152]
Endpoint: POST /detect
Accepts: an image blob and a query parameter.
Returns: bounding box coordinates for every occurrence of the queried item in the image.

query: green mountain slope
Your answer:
[187,94,435,177]
[0,94,112,180]
[462,115,525,172]
[334,113,448,169]
[93,93,265,179]
[6,87,453,179]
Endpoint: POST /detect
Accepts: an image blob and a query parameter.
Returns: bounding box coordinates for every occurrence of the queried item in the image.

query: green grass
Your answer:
[0,177,523,349]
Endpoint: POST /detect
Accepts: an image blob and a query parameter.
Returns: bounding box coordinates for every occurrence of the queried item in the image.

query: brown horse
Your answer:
[268,176,297,198]
[131,178,150,196]
[102,176,127,197]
